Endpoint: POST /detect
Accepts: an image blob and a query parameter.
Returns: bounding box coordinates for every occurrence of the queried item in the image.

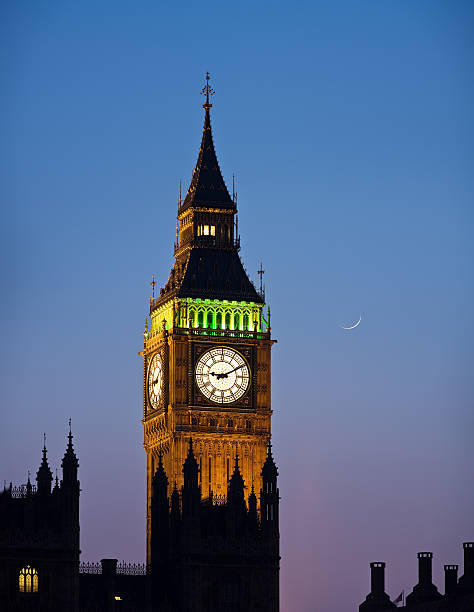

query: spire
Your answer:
[152,453,169,491]
[179,73,234,213]
[228,453,245,494]
[182,438,199,489]
[62,420,79,482]
[36,433,53,494]
[261,441,278,481]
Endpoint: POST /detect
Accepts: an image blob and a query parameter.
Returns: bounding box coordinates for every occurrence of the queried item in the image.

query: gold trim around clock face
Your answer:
[195,346,250,405]
[148,352,163,409]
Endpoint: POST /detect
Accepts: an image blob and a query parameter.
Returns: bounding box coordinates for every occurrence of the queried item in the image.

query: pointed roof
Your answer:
[36,434,53,488]
[182,438,199,486]
[229,454,245,492]
[261,441,278,480]
[179,73,234,213]
[62,421,79,470]
[152,453,168,490]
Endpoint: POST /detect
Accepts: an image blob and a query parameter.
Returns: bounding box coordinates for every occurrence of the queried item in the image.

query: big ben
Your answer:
[142,75,276,570]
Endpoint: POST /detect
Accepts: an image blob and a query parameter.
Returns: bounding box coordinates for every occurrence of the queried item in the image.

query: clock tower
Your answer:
[142,75,275,565]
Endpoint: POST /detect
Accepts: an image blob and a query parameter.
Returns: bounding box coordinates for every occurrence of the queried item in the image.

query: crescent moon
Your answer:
[340,315,362,330]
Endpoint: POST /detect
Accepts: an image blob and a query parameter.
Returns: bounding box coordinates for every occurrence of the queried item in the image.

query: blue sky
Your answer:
[1,2,473,610]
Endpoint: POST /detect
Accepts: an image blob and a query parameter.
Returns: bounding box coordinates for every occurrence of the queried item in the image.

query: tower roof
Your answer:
[62,421,79,470]
[261,441,278,480]
[179,73,234,214]
[152,453,168,489]
[36,434,53,487]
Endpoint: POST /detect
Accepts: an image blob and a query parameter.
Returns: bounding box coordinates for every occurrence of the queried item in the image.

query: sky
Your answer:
[1,1,473,610]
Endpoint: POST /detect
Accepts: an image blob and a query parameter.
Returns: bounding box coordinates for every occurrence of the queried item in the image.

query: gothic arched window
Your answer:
[19,566,38,593]
[216,312,222,329]
[225,312,231,329]
[243,314,249,330]
[197,311,204,327]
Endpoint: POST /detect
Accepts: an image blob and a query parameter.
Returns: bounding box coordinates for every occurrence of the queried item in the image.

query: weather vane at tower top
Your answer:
[201,72,215,109]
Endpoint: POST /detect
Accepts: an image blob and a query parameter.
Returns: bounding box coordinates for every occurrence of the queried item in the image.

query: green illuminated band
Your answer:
[147,297,268,338]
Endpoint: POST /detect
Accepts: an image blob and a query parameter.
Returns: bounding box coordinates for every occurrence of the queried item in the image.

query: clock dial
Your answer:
[195,347,250,404]
[148,353,163,409]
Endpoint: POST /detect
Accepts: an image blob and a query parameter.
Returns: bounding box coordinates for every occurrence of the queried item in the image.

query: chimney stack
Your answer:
[405,551,442,606]
[370,562,386,596]
[359,562,396,611]
[418,552,433,585]
[444,564,458,596]
[464,542,474,581]
[458,542,474,593]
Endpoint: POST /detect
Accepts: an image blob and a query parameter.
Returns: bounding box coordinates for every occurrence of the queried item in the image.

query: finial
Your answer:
[68,418,72,435]
[43,432,46,450]
[258,262,265,298]
[150,274,156,300]
[201,72,215,109]
[144,317,148,334]
[232,173,235,202]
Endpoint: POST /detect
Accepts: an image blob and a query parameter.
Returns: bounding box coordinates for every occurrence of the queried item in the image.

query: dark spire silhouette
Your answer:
[179,73,234,213]
[36,433,53,495]
[26,470,32,496]
[182,438,199,489]
[152,453,168,491]
[62,420,79,484]
[261,441,278,481]
[228,454,245,495]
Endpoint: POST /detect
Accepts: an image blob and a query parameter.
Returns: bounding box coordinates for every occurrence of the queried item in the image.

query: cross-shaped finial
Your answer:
[201,72,215,108]
[150,274,156,299]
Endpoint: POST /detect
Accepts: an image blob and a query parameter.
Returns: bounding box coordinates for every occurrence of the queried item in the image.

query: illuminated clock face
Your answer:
[195,347,250,404]
[148,353,163,409]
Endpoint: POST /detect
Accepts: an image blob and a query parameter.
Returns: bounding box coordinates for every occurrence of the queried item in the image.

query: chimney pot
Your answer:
[444,564,458,596]
[370,561,386,595]
[417,551,433,585]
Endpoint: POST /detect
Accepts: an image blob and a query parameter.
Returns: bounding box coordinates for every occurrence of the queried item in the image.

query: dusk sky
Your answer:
[1,2,473,610]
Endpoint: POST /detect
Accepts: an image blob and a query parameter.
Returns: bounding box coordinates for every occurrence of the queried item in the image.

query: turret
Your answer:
[248,485,258,535]
[181,438,200,518]
[359,562,396,611]
[260,442,279,536]
[61,422,79,487]
[227,454,247,537]
[151,454,170,569]
[405,552,442,607]
[36,435,53,495]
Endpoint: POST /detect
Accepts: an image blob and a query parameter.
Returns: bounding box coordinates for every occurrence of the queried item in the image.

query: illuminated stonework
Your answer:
[141,82,275,566]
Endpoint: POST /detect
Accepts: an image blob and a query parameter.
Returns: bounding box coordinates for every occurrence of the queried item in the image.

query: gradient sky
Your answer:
[1,2,473,610]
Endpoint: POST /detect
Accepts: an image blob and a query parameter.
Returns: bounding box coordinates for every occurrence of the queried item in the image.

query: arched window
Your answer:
[216,312,222,329]
[243,314,249,330]
[225,312,231,329]
[197,311,204,327]
[19,566,38,593]
[207,310,214,329]
[188,310,195,328]
[235,313,241,330]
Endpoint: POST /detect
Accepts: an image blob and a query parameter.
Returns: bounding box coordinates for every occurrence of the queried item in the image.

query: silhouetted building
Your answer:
[149,440,279,612]
[359,543,474,611]
[0,429,79,612]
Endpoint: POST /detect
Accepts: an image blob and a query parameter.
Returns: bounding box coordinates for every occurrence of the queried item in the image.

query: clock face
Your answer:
[148,353,163,409]
[195,347,250,404]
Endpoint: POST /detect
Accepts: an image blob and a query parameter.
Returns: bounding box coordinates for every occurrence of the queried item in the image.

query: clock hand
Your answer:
[210,365,243,379]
